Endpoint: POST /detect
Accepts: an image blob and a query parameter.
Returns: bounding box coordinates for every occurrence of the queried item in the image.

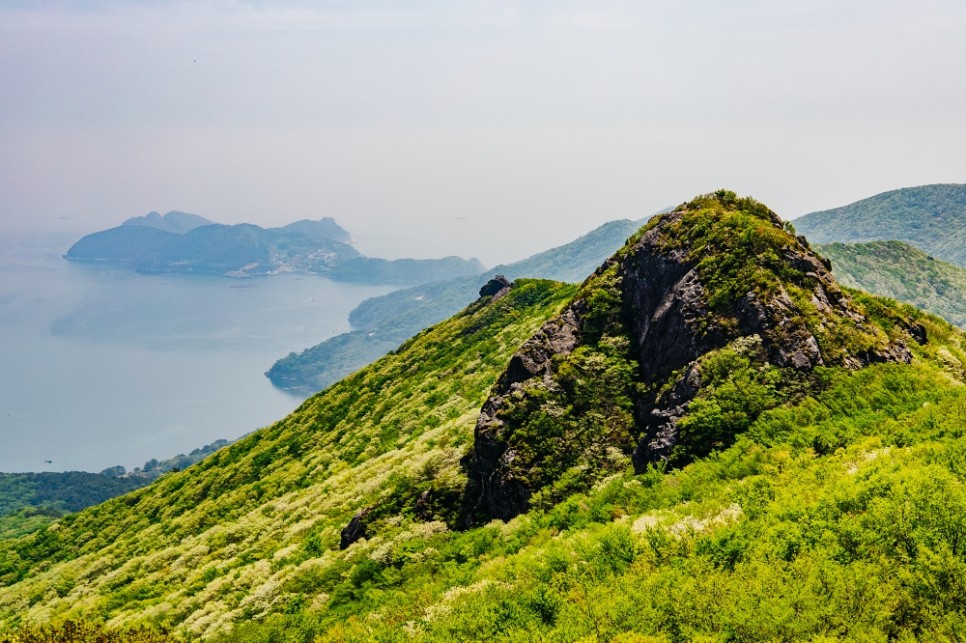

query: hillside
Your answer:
[794,183,966,265]
[821,240,966,328]
[267,218,645,392]
[327,256,486,286]
[0,278,579,637]
[0,474,144,540]
[6,192,966,641]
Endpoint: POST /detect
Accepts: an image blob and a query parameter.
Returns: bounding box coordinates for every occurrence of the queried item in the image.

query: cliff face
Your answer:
[462,191,916,525]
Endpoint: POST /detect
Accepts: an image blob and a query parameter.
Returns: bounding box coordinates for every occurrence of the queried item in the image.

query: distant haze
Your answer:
[2,1,965,266]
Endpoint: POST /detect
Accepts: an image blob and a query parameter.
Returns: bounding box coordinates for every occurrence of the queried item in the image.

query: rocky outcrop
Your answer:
[461,192,915,525]
[462,306,584,522]
[479,275,513,299]
[339,507,373,549]
[620,209,911,467]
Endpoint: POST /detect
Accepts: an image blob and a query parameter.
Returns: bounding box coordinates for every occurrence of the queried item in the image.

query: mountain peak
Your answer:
[461,191,916,524]
[121,210,214,234]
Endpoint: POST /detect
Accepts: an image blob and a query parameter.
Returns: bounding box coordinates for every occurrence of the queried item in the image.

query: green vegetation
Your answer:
[7,300,960,641]
[218,305,966,642]
[821,240,966,328]
[0,473,142,519]
[7,195,966,641]
[0,509,65,542]
[662,191,807,309]
[795,183,966,266]
[267,218,645,393]
[2,620,174,642]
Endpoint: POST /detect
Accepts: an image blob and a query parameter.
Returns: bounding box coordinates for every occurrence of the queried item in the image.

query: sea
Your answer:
[0,232,395,473]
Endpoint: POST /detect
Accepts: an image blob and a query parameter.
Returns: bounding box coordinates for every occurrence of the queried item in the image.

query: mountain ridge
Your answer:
[122,211,215,234]
[461,191,914,524]
[794,183,966,266]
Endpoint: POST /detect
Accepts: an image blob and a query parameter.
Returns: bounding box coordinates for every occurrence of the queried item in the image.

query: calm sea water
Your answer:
[0,232,395,473]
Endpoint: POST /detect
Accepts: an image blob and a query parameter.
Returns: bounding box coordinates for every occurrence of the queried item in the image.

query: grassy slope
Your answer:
[821,240,966,328]
[0,474,146,540]
[0,443,233,542]
[0,279,577,638]
[794,183,966,266]
[223,295,966,642]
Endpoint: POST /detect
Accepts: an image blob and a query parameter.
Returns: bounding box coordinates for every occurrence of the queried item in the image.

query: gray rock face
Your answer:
[619,238,725,386]
[462,305,584,522]
[462,199,915,525]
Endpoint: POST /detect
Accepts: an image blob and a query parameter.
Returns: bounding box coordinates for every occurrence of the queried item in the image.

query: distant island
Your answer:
[64,210,485,286]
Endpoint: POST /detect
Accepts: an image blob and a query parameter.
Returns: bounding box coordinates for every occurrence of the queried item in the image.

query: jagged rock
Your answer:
[621,207,909,467]
[461,191,916,525]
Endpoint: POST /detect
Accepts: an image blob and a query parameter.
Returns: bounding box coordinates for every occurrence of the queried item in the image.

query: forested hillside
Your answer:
[795,183,966,265]
[0,278,578,638]
[0,441,231,539]
[821,240,966,328]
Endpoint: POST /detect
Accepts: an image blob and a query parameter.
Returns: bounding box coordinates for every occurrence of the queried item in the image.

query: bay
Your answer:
[0,232,395,473]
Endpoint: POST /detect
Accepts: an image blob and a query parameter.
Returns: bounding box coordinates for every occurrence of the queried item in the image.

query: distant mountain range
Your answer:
[266,184,966,394]
[820,240,966,329]
[64,212,484,286]
[794,183,966,266]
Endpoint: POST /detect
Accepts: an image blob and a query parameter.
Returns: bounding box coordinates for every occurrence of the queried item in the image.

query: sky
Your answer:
[2,0,965,265]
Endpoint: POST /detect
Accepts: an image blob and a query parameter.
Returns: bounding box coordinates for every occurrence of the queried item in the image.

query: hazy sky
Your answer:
[2,1,965,264]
